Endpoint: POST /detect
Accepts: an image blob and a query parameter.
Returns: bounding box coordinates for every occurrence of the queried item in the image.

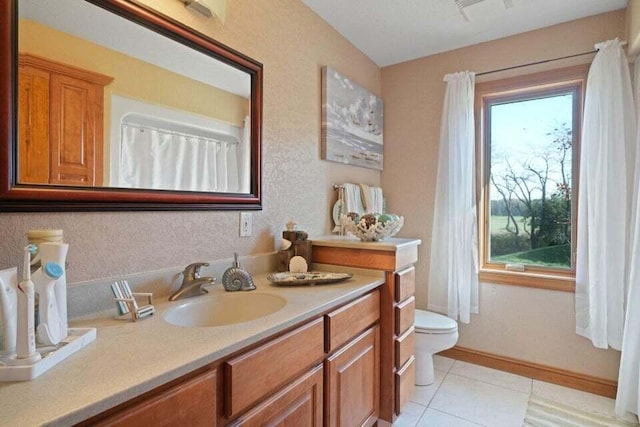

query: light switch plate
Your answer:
[240,212,252,237]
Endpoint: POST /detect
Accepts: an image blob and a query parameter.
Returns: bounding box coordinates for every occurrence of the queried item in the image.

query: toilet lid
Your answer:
[414,309,458,334]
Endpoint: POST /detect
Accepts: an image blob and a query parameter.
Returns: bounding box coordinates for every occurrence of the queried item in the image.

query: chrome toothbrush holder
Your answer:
[110,280,155,322]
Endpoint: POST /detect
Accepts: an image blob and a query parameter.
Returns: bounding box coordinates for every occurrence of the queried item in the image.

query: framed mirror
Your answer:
[0,0,262,211]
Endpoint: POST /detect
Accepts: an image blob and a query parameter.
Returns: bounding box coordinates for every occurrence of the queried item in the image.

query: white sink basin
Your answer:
[163,292,287,327]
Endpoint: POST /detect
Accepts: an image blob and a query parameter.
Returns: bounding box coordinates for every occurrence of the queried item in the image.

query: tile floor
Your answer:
[393,355,639,427]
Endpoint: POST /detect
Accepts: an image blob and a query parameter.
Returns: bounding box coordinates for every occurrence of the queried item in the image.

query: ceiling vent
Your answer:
[455,0,514,22]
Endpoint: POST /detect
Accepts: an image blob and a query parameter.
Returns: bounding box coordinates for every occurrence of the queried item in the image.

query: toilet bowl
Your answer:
[414,309,458,385]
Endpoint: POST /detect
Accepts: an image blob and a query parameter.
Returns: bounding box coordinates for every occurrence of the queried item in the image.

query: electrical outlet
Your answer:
[240,212,252,237]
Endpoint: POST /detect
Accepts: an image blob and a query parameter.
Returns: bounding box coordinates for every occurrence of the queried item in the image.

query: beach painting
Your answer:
[321,66,383,170]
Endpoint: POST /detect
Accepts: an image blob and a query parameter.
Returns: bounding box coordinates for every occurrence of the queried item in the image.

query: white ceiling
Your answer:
[301,0,628,67]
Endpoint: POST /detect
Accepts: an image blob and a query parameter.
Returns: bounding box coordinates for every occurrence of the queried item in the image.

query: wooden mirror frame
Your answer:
[0,0,262,211]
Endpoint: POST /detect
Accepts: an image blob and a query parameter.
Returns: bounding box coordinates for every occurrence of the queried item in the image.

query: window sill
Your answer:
[478,269,575,292]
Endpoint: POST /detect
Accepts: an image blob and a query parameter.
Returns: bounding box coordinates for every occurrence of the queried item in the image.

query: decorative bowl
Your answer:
[340,213,404,242]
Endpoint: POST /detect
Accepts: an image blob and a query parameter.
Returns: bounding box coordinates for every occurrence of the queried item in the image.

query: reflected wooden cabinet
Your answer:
[18,63,49,184]
[18,54,112,186]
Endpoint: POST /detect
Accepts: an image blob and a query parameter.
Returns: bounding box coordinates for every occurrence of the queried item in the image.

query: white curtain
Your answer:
[120,124,240,193]
[427,71,479,324]
[575,39,636,350]
[615,56,640,418]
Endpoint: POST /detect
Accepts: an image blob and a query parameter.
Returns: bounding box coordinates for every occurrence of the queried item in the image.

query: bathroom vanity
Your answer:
[312,236,421,423]
[0,272,384,426]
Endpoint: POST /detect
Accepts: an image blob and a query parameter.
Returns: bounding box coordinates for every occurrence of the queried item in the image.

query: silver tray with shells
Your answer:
[266,272,353,286]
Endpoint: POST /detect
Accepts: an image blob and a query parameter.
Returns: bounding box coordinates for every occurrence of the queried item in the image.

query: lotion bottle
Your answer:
[37,242,69,341]
[32,262,63,346]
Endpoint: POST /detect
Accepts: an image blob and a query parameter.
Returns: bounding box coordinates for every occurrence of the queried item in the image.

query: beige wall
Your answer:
[0,0,380,281]
[627,0,640,58]
[381,11,625,380]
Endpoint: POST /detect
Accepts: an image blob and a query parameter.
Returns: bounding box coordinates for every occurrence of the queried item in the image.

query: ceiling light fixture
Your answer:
[182,0,211,17]
[180,0,226,23]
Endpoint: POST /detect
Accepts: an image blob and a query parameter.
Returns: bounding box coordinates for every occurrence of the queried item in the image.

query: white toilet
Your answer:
[414,309,459,385]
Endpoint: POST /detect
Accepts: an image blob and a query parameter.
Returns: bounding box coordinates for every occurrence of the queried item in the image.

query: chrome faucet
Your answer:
[169,262,215,301]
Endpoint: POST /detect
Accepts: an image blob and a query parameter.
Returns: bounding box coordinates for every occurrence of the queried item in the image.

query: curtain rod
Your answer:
[476,50,595,77]
[476,41,628,77]
[123,123,239,145]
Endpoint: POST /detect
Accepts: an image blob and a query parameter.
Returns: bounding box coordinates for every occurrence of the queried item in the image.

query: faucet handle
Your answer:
[183,262,209,279]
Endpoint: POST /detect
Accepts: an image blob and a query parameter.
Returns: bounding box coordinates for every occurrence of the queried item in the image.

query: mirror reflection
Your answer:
[18,0,252,193]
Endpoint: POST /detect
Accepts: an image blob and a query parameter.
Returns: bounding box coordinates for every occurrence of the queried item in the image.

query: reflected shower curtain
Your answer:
[238,116,251,193]
[427,71,479,324]
[575,39,636,350]
[615,56,640,418]
[120,124,240,192]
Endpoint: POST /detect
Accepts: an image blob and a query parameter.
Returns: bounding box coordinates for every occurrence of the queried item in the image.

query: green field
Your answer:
[492,244,571,269]
[489,215,571,269]
[490,215,526,235]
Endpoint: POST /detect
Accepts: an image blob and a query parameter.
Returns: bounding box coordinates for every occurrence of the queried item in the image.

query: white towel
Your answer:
[371,187,384,213]
[343,183,365,214]
[359,184,384,213]
[360,184,373,213]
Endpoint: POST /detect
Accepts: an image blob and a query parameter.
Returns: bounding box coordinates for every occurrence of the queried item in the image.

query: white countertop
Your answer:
[0,272,384,427]
[311,235,422,251]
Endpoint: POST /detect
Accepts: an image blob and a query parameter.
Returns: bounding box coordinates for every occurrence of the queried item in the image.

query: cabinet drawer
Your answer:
[395,327,415,370]
[394,296,415,336]
[224,318,324,418]
[395,356,415,415]
[94,369,217,427]
[395,267,415,303]
[229,365,323,427]
[325,290,380,353]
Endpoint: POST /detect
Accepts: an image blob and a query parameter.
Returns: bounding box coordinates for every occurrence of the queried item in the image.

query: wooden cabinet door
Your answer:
[18,66,50,183]
[49,73,104,186]
[93,368,217,427]
[229,365,323,427]
[18,54,111,186]
[325,325,380,427]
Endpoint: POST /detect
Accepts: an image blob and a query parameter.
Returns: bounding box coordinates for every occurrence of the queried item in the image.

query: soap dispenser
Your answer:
[221,253,255,292]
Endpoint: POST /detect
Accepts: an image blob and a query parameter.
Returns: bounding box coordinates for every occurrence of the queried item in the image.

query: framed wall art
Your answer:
[321,66,383,170]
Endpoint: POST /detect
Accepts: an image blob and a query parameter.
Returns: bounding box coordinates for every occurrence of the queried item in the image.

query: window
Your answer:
[476,66,588,291]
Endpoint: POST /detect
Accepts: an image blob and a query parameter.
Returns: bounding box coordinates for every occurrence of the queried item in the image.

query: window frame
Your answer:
[475,65,589,292]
